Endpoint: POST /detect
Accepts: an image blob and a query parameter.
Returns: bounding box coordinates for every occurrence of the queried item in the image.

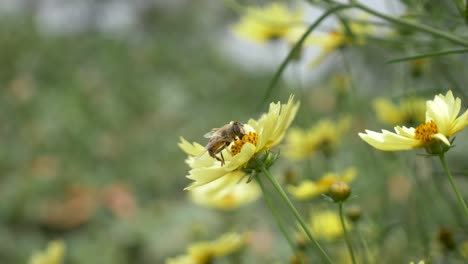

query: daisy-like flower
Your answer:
[298,210,351,242]
[189,175,260,210]
[284,116,350,160]
[308,16,374,67]
[232,3,305,43]
[179,95,299,190]
[373,97,426,127]
[287,167,356,200]
[359,90,468,152]
[166,232,245,264]
[29,240,65,264]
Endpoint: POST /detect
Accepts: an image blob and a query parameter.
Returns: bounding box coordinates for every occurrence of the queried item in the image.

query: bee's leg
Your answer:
[219,152,225,166]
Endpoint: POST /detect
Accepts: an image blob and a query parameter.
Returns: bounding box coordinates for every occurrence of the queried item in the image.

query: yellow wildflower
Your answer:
[284,116,350,160]
[409,261,425,264]
[299,210,351,241]
[287,167,356,200]
[189,174,260,210]
[29,240,65,264]
[166,232,245,264]
[232,3,305,43]
[308,16,374,66]
[373,97,426,126]
[359,90,468,152]
[179,95,299,190]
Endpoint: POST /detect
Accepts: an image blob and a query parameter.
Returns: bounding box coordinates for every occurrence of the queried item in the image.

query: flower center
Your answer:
[414,120,438,142]
[231,132,258,156]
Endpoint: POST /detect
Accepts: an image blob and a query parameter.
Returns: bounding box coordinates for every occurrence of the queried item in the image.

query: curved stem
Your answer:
[438,153,468,216]
[261,4,354,107]
[353,2,468,47]
[339,203,357,264]
[259,165,333,263]
[257,174,304,264]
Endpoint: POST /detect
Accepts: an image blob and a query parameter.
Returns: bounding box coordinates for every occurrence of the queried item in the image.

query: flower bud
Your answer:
[328,181,351,202]
[346,205,362,222]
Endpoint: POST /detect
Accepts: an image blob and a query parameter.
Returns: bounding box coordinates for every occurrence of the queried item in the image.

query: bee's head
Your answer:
[231,121,245,137]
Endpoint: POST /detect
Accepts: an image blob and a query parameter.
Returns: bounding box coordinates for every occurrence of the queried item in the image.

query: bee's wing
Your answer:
[204,128,218,138]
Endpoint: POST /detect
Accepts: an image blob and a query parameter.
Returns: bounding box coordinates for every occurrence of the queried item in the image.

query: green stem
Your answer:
[353,2,468,47]
[261,4,354,107]
[356,225,371,264]
[339,203,357,264]
[257,174,305,264]
[438,153,468,216]
[259,165,333,263]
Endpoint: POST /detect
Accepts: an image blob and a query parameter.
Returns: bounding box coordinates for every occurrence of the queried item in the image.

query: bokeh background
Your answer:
[0,0,467,263]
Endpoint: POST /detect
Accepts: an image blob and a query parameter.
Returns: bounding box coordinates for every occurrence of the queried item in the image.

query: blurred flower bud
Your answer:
[346,205,362,222]
[328,181,351,202]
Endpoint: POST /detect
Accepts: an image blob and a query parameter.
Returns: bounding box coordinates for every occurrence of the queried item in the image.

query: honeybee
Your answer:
[203,121,245,166]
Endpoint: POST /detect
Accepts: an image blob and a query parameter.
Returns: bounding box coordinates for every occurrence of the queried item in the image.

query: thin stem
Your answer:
[339,203,357,264]
[257,175,305,264]
[259,165,333,263]
[438,153,468,216]
[261,4,354,107]
[353,2,468,47]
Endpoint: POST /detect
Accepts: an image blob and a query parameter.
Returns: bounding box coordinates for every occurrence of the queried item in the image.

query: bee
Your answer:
[203,121,245,166]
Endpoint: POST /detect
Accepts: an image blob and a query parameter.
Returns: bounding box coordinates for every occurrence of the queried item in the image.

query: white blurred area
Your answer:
[0,0,180,35]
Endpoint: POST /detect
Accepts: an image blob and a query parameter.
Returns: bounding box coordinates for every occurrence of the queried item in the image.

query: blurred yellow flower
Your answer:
[460,240,468,260]
[287,167,356,200]
[232,3,305,43]
[373,97,426,126]
[179,95,299,190]
[299,210,350,241]
[409,261,425,264]
[308,17,374,66]
[189,174,261,210]
[29,240,65,264]
[359,91,468,151]
[284,116,350,160]
[166,232,245,264]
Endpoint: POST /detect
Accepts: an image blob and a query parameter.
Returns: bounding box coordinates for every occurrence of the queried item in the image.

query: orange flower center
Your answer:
[414,120,438,142]
[231,132,258,156]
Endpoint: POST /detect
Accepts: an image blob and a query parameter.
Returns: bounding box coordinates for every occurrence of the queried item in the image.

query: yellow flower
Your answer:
[359,90,468,151]
[29,240,65,264]
[232,3,305,43]
[179,95,299,190]
[166,232,245,264]
[189,174,261,210]
[409,261,425,264]
[284,116,350,160]
[287,167,356,200]
[373,97,426,126]
[308,16,374,66]
[299,210,350,241]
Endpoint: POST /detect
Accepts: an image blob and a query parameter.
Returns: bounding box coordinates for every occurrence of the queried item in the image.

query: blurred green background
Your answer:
[0,0,468,263]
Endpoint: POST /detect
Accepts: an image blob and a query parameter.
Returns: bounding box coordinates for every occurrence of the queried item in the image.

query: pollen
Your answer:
[414,120,438,142]
[231,132,258,156]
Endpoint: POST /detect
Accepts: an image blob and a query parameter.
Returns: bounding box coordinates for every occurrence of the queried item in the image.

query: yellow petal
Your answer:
[358,127,420,151]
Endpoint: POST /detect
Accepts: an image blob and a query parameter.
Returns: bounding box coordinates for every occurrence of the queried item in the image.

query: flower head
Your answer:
[29,240,65,264]
[284,117,350,160]
[373,97,426,127]
[288,167,356,200]
[179,95,299,190]
[359,91,468,152]
[232,3,304,43]
[166,232,245,264]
